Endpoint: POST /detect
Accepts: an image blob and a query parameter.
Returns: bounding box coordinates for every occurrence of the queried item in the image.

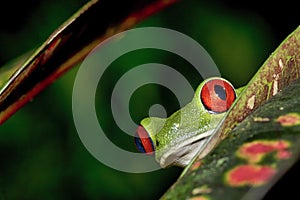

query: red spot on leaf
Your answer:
[226,164,276,187]
[237,140,291,163]
[276,113,300,127]
[189,196,209,200]
[276,150,291,159]
[191,161,202,171]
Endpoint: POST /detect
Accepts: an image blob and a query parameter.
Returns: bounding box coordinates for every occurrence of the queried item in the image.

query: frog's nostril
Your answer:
[134,125,155,155]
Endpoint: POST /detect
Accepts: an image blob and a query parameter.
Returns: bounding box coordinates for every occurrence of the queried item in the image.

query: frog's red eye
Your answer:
[134,125,155,155]
[200,78,236,113]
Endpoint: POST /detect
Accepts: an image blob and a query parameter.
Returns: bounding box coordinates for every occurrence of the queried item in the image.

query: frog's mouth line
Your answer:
[159,129,214,168]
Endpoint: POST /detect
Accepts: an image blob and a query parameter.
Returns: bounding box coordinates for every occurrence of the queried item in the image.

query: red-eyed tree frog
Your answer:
[134,77,244,168]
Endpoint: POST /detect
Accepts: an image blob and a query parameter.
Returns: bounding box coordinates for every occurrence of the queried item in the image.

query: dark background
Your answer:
[0,0,298,199]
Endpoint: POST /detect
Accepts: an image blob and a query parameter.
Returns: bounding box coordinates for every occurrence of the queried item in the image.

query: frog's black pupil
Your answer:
[214,85,227,100]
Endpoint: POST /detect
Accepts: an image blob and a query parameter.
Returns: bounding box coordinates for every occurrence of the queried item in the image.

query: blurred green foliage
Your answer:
[0,0,292,199]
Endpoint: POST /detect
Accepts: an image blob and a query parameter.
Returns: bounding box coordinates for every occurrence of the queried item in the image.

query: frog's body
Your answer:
[135,77,244,168]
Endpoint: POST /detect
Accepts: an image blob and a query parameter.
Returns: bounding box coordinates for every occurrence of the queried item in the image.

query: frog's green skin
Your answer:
[140,77,244,168]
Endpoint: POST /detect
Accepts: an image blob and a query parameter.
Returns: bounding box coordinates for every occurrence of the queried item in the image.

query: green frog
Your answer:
[134,77,244,168]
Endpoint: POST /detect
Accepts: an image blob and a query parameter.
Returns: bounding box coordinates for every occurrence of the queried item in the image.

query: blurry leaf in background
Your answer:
[0,0,297,199]
[0,0,88,65]
[150,0,275,86]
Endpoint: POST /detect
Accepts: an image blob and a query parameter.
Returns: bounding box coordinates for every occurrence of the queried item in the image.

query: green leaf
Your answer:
[161,26,300,199]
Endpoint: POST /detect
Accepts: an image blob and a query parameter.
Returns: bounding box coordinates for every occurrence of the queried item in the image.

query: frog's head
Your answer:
[134,77,238,168]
